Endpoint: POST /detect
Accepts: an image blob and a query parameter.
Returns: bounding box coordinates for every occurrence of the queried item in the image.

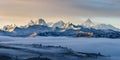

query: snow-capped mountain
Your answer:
[52,21,80,30]
[93,24,120,31]
[13,25,52,37]
[0,18,120,38]
[28,20,36,26]
[64,23,80,30]
[52,21,65,28]
[25,19,48,28]
[47,22,53,27]
[82,19,95,28]
[38,19,47,26]
[2,24,16,32]
[28,19,48,26]
[82,19,120,31]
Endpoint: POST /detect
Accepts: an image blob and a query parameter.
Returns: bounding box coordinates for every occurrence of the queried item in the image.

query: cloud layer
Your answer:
[0,0,120,17]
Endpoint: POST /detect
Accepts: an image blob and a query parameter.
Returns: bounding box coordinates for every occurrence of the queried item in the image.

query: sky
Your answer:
[0,0,120,28]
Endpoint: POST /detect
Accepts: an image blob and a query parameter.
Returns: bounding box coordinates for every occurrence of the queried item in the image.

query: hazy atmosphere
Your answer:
[0,0,120,60]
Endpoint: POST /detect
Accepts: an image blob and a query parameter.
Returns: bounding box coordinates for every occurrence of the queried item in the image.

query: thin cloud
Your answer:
[0,0,120,17]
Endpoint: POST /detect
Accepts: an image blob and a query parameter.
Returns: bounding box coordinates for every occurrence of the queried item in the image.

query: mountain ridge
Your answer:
[2,18,119,32]
[0,18,120,38]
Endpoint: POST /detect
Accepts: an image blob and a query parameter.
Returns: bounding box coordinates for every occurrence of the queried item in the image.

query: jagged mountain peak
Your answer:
[28,19,47,26]
[52,20,65,28]
[38,19,45,22]
[60,20,65,23]
[82,19,95,28]
[38,19,47,26]
[28,20,36,26]
[30,20,34,23]
[85,19,93,23]
[2,24,17,32]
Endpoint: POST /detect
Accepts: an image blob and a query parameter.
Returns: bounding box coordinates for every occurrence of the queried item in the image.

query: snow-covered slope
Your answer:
[93,24,120,31]
[27,19,48,26]
[52,21,65,28]
[38,19,47,26]
[64,23,80,30]
[0,18,120,38]
[52,21,80,30]
[13,25,52,37]
[82,19,120,31]
[82,19,95,28]
[2,24,16,32]
[47,22,53,27]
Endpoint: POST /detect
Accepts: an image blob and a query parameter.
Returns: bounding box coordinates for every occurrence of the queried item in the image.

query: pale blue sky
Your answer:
[91,17,120,28]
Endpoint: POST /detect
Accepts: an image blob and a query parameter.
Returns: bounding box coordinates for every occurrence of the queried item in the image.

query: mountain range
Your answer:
[0,18,120,38]
[82,19,120,31]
